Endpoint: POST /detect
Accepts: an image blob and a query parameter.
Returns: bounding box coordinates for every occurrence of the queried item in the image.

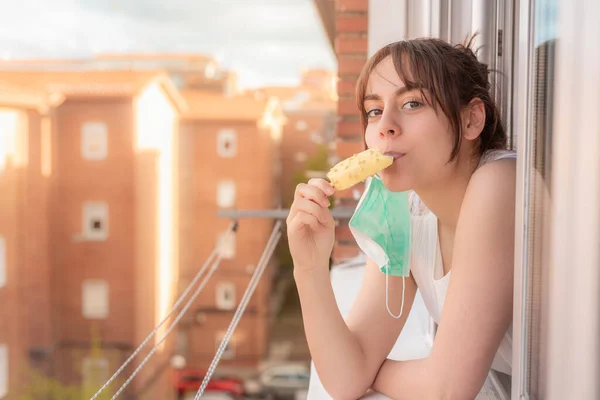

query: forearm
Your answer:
[373,357,485,400]
[294,267,371,398]
[371,358,439,400]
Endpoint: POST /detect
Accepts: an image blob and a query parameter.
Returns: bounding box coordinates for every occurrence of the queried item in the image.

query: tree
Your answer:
[277,144,334,274]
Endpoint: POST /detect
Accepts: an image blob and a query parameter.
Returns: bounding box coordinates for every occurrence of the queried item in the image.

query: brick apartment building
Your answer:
[0,69,188,399]
[0,61,284,399]
[0,82,56,400]
[176,88,285,372]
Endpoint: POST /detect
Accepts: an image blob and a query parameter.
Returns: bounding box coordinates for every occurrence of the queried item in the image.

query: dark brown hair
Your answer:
[356,35,507,161]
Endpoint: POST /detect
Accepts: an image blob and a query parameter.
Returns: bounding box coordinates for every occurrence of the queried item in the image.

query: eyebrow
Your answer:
[363,86,416,102]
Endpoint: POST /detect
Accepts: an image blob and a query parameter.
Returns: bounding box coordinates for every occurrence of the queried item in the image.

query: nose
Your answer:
[378,112,400,138]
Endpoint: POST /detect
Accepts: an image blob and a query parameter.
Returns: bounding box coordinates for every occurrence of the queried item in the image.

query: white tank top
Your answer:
[408,150,516,375]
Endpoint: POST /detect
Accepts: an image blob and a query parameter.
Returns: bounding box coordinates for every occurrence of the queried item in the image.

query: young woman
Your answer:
[287,37,516,400]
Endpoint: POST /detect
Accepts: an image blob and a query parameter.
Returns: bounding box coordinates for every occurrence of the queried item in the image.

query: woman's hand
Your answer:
[286,178,336,272]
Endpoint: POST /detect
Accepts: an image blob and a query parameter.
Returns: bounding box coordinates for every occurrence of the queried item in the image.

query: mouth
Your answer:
[383,151,405,161]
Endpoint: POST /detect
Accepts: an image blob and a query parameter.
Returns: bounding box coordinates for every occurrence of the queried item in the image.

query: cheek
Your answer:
[364,125,379,148]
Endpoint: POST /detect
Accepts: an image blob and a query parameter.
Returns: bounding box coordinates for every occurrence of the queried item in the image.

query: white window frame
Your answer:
[217,129,237,158]
[82,202,109,241]
[81,122,108,161]
[368,0,408,55]
[82,280,109,320]
[542,0,600,398]
[215,281,236,310]
[512,0,536,397]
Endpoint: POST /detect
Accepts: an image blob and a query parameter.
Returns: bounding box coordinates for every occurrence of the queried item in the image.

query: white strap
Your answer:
[385,263,406,319]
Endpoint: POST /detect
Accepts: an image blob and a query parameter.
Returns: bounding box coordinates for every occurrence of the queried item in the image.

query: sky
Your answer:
[0,0,337,88]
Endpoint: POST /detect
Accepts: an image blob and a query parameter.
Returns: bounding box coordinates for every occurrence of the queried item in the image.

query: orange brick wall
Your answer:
[333,0,369,263]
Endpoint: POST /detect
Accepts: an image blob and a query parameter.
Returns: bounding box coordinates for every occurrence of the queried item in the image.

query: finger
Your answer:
[293,198,331,226]
[294,183,330,208]
[290,211,320,233]
[308,178,335,196]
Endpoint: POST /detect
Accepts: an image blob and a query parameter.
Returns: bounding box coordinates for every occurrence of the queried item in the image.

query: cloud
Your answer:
[0,0,336,87]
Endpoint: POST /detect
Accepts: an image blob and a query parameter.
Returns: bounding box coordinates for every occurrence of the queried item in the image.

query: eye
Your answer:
[402,100,423,110]
[366,108,382,118]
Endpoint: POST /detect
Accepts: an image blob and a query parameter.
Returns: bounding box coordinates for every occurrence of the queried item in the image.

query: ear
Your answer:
[462,98,486,141]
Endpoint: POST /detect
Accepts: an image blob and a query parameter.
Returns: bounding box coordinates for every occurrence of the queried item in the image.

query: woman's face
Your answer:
[363,56,459,192]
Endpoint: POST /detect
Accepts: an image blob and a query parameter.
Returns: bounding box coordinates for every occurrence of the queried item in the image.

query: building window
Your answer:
[81,122,108,160]
[295,152,307,162]
[0,237,5,288]
[216,282,236,310]
[169,74,184,89]
[175,331,188,356]
[0,344,7,399]
[82,356,109,389]
[82,280,109,319]
[195,311,207,325]
[310,131,323,144]
[217,129,237,158]
[205,62,217,79]
[217,180,236,208]
[215,332,235,360]
[217,232,236,259]
[82,202,108,241]
[295,120,308,131]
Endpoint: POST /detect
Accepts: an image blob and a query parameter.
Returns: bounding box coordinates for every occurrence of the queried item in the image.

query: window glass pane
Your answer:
[81,122,108,160]
[82,280,109,319]
[216,180,236,208]
[525,0,559,397]
[217,129,237,158]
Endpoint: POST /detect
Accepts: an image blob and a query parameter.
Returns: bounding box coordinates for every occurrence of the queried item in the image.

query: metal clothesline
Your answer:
[89,206,355,399]
[91,207,354,399]
[90,221,238,400]
[217,207,355,220]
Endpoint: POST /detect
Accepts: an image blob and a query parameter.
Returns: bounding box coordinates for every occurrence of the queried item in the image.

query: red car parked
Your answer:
[173,368,245,398]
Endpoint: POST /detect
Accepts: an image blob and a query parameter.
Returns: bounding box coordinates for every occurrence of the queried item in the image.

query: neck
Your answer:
[414,155,478,229]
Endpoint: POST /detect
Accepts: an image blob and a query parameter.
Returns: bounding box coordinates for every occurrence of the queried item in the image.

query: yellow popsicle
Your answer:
[326,148,393,191]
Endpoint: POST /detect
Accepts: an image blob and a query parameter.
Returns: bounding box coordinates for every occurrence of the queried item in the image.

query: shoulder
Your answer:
[456,157,516,246]
[467,156,516,205]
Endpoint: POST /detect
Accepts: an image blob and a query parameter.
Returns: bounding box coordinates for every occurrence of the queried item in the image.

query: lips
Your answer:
[383,151,405,160]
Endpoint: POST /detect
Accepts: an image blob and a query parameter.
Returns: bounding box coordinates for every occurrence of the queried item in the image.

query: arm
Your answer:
[295,259,418,400]
[371,159,516,400]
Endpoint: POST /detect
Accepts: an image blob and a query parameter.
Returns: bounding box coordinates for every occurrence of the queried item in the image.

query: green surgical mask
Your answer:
[349,176,411,318]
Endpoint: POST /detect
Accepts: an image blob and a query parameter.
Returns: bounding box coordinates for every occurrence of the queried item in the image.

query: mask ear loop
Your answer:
[385,262,405,319]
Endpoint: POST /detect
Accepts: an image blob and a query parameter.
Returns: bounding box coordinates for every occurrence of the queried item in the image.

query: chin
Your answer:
[378,170,412,193]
